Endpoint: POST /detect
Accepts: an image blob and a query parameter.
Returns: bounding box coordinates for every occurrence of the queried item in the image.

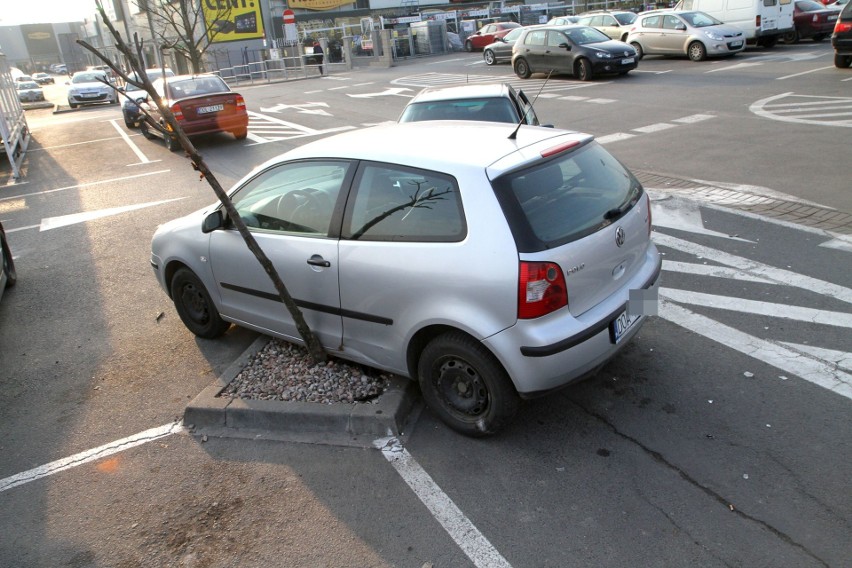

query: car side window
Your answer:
[230,160,351,236]
[342,163,466,242]
[546,31,567,47]
[641,15,663,29]
[663,15,683,29]
[602,15,617,26]
[525,30,547,46]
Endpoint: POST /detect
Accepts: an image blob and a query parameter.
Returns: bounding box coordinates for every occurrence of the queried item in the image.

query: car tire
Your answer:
[514,58,532,79]
[484,49,496,65]
[759,35,779,48]
[465,40,473,52]
[417,331,520,437]
[836,53,852,68]
[233,127,248,140]
[139,120,154,139]
[688,41,707,62]
[164,133,180,152]
[123,115,136,128]
[1,229,16,289]
[575,58,593,81]
[782,30,799,44]
[812,34,825,42]
[631,42,644,60]
[169,268,230,339]
[69,102,77,109]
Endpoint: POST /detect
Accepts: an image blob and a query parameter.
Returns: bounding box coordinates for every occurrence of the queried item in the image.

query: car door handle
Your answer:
[307,255,331,268]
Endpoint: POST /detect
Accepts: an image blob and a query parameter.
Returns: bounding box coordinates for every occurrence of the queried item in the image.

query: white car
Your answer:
[66,71,118,108]
[151,122,661,436]
[16,81,45,102]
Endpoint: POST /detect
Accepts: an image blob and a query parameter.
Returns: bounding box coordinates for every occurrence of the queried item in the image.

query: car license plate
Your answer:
[764,20,777,30]
[730,41,743,48]
[81,93,98,98]
[197,104,224,114]
[622,57,635,65]
[610,308,640,344]
[829,15,838,21]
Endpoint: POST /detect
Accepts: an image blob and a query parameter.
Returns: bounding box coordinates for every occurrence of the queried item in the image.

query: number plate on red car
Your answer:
[197,104,224,114]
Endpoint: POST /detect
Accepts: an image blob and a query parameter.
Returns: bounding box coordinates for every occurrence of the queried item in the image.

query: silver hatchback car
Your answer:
[626,10,745,61]
[151,122,661,436]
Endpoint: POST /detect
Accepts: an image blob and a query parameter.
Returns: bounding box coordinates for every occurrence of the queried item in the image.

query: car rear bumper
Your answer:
[180,113,249,136]
[485,243,661,396]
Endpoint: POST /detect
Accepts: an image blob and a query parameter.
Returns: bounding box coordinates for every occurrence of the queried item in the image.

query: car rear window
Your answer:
[400,98,517,123]
[492,142,643,252]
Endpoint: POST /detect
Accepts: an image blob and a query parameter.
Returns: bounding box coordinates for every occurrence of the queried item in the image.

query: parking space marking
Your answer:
[109,119,156,165]
[672,114,715,124]
[39,198,186,231]
[750,92,852,127]
[0,170,171,203]
[777,66,836,80]
[660,300,852,400]
[662,261,778,284]
[596,132,636,144]
[375,438,513,568]
[633,122,677,133]
[0,422,183,493]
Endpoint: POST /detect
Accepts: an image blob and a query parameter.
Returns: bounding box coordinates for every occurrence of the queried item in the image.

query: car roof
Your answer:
[409,83,512,103]
[272,122,594,178]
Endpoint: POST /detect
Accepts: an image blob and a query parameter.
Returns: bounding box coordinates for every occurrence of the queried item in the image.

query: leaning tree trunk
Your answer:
[78,1,328,363]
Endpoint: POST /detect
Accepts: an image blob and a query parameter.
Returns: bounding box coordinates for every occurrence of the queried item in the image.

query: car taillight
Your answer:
[236,94,246,110]
[836,21,852,33]
[170,102,184,122]
[518,261,568,319]
[756,15,761,28]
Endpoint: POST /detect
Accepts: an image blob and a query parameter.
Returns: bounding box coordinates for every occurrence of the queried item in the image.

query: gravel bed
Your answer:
[219,339,392,404]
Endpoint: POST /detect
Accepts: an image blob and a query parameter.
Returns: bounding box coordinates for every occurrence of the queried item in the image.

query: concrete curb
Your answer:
[184,336,422,447]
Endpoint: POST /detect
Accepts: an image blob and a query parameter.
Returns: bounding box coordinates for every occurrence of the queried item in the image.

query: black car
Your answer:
[833,1,852,67]
[512,25,638,81]
[0,221,16,304]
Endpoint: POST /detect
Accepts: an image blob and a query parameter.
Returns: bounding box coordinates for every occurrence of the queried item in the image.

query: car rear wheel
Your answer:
[418,331,520,437]
[836,53,852,68]
[233,127,248,140]
[484,49,496,65]
[575,58,593,81]
[782,30,798,44]
[514,58,532,79]
[688,41,707,62]
[69,102,77,109]
[170,268,230,338]
[465,40,473,52]
[630,42,644,60]
[139,120,154,139]
[1,230,16,289]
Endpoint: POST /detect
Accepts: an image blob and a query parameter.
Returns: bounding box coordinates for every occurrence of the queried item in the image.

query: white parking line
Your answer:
[596,132,636,144]
[777,66,835,80]
[659,288,852,328]
[0,422,184,493]
[662,261,777,283]
[109,119,154,165]
[0,170,171,203]
[375,437,513,568]
[633,122,677,133]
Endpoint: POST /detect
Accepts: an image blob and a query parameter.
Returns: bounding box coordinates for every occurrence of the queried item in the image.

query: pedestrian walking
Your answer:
[313,41,324,75]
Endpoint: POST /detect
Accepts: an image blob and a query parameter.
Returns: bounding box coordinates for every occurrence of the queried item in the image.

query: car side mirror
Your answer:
[202,210,225,233]
[135,96,147,104]
[676,24,687,31]
[559,42,571,51]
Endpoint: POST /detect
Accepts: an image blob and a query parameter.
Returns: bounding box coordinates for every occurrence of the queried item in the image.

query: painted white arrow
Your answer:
[39,198,186,231]
[258,102,331,116]
[347,87,413,99]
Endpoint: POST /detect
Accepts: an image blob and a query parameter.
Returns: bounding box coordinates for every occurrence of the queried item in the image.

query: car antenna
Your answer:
[509,69,552,140]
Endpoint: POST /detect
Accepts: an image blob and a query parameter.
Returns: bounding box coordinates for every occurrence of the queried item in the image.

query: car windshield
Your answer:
[166,76,228,98]
[796,0,825,10]
[564,26,612,44]
[679,11,724,27]
[502,28,524,41]
[400,98,517,123]
[72,72,106,84]
[127,70,172,92]
[614,13,637,25]
[492,143,643,250]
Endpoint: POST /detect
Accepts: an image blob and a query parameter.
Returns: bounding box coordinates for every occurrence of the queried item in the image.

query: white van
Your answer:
[673,0,794,47]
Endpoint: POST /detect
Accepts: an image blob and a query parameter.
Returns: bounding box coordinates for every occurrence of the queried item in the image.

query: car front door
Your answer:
[208,160,353,347]
[545,30,575,73]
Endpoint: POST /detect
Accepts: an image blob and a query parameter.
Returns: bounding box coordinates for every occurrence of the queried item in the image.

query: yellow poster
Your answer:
[203,0,265,43]
[289,0,355,10]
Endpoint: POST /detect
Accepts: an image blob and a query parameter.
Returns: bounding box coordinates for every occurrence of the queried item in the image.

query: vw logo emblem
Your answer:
[615,226,626,247]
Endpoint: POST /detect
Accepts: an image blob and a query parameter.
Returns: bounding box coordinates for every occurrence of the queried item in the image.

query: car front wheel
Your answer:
[782,30,798,44]
[631,42,644,60]
[575,58,593,81]
[170,268,230,338]
[688,41,707,62]
[164,133,180,152]
[417,331,520,437]
[514,58,532,79]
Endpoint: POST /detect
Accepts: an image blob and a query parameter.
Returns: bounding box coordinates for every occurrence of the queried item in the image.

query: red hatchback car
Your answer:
[139,74,248,151]
[784,0,840,42]
[464,22,521,51]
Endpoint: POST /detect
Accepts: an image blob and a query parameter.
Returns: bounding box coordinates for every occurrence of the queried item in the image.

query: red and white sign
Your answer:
[282,9,297,43]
